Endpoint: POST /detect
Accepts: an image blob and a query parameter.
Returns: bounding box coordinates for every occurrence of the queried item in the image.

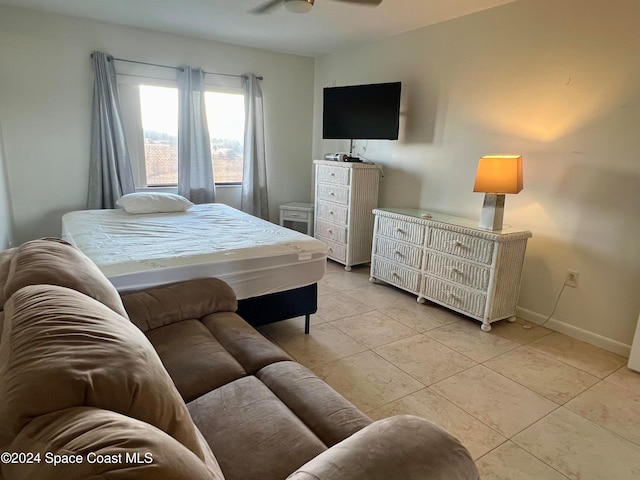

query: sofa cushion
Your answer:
[201,311,293,374]
[0,285,210,465]
[188,376,326,480]
[257,361,371,447]
[3,407,225,480]
[146,318,247,403]
[3,238,128,318]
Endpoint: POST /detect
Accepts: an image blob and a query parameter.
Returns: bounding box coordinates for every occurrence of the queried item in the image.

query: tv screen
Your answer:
[323,82,401,140]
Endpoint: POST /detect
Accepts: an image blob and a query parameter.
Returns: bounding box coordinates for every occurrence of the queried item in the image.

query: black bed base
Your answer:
[236,283,317,334]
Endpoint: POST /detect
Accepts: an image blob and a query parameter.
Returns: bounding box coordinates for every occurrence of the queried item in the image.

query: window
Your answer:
[135,84,245,187]
[139,85,178,185]
[205,92,245,184]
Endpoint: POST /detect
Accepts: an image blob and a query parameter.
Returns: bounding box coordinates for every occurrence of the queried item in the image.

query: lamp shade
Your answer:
[284,0,314,13]
[473,155,523,194]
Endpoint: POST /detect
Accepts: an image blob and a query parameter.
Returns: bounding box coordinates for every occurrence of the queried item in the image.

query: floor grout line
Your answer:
[286,261,640,477]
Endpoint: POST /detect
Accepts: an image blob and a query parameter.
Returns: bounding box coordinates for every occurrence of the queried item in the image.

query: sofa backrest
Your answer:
[5,407,222,480]
[0,238,127,318]
[0,284,224,480]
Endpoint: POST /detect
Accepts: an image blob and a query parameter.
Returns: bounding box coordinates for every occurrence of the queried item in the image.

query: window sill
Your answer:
[136,184,241,193]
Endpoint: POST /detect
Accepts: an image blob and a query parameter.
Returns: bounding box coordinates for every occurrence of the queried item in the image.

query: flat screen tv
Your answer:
[323,82,401,141]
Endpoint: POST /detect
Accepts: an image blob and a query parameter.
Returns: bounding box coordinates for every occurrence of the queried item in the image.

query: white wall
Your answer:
[0,6,315,243]
[313,0,640,352]
[0,120,14,250]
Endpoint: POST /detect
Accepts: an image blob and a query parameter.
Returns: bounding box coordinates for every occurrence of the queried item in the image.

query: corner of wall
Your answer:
[0,119,15,249]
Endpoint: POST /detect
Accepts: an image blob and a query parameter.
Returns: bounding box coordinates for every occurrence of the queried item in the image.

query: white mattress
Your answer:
[61,203,327,299]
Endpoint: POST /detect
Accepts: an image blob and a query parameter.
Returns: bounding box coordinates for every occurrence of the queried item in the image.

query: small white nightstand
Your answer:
[279,202,314,236]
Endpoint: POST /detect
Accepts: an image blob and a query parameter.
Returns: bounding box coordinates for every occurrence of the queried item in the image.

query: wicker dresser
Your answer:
[314,160,380,271]
[370,208,532,331]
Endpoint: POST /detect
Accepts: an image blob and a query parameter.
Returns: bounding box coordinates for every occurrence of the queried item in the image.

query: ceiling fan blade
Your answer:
[333,0,383,5]
[249,0,282,14]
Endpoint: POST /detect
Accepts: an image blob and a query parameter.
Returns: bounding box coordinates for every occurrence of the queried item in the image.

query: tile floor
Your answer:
[260,261,640,480]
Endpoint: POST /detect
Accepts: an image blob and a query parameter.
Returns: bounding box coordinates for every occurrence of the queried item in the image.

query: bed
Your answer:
[61,203,327,332]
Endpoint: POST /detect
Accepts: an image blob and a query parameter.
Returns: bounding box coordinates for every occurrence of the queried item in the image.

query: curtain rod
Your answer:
[90,54,263,80]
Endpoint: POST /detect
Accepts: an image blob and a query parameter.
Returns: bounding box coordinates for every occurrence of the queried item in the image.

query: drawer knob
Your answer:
[329,210,334,215]
[330,172,335,176]
[394,250,403,257]
[396,227,405,233]
[392,272,400,277]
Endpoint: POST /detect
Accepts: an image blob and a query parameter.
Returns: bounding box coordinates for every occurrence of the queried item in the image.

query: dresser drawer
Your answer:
[428,228,494,264]
[317,183,350,205]
[317,165,350,185]
[321,238,347,262]
[422,276,486,318]
[316,201,348,225]
[376,216,425,246]
[372,256,421,292]
[316,219,347,244]
[425,252,490,291]
[282,209,310,221]
[317,165,351,185]
[374,236,423,268]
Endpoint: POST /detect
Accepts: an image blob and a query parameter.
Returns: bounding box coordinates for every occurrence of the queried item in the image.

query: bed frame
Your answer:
[236,283,317,334]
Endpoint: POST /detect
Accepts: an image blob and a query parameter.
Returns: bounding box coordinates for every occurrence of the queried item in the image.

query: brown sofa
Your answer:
[0,239,479,480]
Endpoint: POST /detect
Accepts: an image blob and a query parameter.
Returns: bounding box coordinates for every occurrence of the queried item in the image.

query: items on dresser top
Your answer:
[370,208,532,331]
[313,159,380,271]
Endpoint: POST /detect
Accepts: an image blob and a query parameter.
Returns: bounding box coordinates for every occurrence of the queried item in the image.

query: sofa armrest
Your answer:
[286,415,479,480]
[122,278,238,332]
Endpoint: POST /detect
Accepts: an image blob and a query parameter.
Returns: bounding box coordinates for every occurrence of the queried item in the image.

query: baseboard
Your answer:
[516,306,631,358]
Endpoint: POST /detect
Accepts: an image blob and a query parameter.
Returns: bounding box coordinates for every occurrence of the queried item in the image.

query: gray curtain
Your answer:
[177,67,215,204]
[241,74,269,220]
[87,51,135,209]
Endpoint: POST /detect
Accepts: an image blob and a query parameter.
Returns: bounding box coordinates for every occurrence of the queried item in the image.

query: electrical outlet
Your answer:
[565,270,579,288]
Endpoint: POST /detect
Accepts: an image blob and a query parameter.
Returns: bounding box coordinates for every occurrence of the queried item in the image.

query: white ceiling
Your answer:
[0,0,517,57]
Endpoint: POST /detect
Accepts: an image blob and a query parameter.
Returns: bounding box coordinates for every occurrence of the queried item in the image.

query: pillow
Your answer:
[0,285,210,465]
[4,407,224,480]
[3,238,128,318]
[116,192,193,214]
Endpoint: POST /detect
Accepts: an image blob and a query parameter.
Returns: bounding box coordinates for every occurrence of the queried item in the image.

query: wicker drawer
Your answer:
[376,217,425,246]
[316,219,347,244]
[282,209,310,221]
[372,256,421,292]
[317,165,350,185]
[425,252,490,291]
[320,238,347,262]
[428,228,494,264]
[317,183,350,205]
[374,236,423,268]
[316,201,348,225]
[422,276,486,318]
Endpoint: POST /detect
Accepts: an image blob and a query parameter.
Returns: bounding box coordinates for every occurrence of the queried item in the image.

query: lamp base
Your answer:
[478,193,505,231]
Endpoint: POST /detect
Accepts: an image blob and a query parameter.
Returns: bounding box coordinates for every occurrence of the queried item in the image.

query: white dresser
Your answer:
[314,160,380,271]
[370,208,532,331]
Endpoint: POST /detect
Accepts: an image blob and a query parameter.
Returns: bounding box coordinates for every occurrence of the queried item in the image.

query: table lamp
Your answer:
[473,155,523,231]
